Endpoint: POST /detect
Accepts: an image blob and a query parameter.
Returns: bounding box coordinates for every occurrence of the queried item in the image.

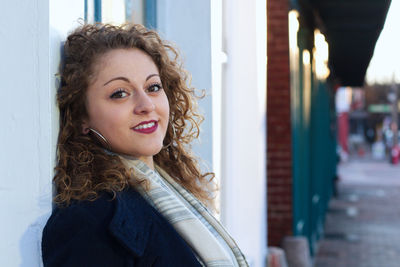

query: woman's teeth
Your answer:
[134,122,155,130]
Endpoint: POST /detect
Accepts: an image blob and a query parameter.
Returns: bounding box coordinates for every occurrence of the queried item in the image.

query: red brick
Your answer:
[267,0,293,247]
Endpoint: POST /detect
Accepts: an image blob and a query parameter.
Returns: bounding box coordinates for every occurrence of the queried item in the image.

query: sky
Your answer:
[366,0,400,84]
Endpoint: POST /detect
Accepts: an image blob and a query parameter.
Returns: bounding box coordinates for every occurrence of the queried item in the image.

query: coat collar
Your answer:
[109,188,153,257]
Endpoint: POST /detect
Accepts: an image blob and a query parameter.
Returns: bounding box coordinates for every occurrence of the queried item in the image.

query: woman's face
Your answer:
[83,48,170,167]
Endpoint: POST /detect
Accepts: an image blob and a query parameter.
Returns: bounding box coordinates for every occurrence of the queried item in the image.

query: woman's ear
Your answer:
[82,120,90,134]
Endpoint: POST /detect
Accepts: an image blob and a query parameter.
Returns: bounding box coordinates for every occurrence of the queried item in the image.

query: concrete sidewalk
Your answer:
[314,159,400,267]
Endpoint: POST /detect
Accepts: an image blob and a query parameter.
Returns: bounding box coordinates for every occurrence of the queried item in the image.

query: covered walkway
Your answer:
[315,159,400,267]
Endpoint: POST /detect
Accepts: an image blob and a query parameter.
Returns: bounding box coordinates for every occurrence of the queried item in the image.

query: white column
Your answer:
[0,1,83,266]
[221,0,267,266]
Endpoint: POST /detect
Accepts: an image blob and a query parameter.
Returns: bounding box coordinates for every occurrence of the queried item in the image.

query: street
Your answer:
[314,159,400,267]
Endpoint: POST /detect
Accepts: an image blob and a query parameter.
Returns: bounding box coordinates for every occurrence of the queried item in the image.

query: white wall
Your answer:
[221,0,267,266]
[0,1,83,266]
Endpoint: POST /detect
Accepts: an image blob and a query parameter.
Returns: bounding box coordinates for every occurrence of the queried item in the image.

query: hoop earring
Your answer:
[89,128,112,151]
[162,123,176,149]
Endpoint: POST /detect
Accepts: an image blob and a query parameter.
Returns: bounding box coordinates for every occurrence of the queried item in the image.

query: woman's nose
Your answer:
[133,92,155,114]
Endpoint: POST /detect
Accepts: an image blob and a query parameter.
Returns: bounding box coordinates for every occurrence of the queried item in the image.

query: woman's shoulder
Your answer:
[42,192,116,249]
[42,188,155,264]
[47,193,112,224]
[43,188,151,233]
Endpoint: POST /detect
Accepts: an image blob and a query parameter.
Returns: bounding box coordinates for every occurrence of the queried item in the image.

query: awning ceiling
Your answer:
[297,0,391,86]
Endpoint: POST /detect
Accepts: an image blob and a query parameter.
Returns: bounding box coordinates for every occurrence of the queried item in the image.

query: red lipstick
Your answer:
[132,120,158,134]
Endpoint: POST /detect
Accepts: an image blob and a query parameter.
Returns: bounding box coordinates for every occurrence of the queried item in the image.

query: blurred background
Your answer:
[0,0,399,266]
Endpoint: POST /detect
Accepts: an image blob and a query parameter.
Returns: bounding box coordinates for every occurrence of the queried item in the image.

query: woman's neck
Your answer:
[114,151,155,170]
[138,156,154,170]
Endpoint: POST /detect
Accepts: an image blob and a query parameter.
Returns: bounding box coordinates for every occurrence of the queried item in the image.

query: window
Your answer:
[85,0,156,28]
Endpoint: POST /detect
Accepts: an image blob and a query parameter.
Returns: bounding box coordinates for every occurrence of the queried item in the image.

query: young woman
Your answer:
[41,23,248,267]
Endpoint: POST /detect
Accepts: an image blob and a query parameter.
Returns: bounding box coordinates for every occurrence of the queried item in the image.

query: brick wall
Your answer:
[267,0,293,246]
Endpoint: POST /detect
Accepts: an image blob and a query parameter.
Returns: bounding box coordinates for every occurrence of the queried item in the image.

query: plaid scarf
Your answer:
[119,156,248,267]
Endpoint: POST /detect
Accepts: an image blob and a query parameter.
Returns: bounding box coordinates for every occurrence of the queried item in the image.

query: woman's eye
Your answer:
[147,83,163,93]
[110,89,128,99]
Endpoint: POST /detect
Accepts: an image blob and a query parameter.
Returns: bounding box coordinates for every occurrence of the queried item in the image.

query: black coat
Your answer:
[42,187,202,267]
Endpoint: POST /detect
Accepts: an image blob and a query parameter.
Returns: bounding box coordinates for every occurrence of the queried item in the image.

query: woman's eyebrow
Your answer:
[103,76,130,86]
[146,74,160,81]
[103,74,159,86]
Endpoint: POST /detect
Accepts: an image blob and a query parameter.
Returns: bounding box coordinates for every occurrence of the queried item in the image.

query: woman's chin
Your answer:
[117,146,163,158]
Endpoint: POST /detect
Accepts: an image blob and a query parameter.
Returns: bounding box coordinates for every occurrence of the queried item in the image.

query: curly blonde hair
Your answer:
[54,23,215,207]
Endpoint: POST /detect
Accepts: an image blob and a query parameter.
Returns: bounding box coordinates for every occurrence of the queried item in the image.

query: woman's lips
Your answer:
[132,120,158,134]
